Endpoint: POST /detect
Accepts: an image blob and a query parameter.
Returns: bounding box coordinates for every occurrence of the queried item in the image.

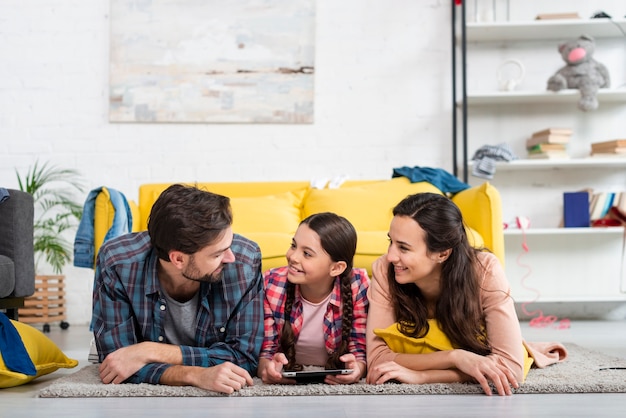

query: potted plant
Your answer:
[15,160,85,331]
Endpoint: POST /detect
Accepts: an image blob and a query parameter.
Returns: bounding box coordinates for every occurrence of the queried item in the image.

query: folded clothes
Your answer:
[471,143,518,179]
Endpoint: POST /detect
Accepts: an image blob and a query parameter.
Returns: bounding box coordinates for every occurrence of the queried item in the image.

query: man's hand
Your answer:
[181,362,254,394]
[99,342,182,384]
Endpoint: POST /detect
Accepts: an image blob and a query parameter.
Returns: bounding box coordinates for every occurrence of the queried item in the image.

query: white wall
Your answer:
[1,1,624,325]
[0,0,454,325]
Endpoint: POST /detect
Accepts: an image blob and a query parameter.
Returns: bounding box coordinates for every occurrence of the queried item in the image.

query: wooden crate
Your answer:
[19,275,68,331]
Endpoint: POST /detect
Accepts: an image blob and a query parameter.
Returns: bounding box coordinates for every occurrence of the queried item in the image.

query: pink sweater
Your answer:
[366,252,526,382]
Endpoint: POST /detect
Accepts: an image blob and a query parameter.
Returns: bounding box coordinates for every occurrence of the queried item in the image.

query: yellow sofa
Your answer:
[93,177,504,275]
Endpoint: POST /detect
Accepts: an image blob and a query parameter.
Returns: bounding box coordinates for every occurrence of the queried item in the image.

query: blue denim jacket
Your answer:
[73,187,133,268]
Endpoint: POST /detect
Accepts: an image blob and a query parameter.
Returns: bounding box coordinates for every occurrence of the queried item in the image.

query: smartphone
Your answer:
[281,369,353,384]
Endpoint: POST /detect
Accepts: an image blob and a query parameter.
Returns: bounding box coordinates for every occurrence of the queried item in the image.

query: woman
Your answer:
[366,192,528,396]
[258,212,369,384]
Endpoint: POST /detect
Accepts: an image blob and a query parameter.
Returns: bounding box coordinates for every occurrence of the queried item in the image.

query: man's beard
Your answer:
[182,258,223,283]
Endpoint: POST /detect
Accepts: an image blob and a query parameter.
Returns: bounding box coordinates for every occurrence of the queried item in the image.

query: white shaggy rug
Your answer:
[38,344,626,397]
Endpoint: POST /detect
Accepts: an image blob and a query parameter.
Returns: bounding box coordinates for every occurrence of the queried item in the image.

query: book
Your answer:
[591,146,626,153]
[589,151,626,158]
[590,192,608,221]
[591,139,626,149]
[526,152,570,160]
[563,191,590,228]
[527,143,567,152]
[535,12,581,20]
[530,128,574,137]
[526,133,571,148]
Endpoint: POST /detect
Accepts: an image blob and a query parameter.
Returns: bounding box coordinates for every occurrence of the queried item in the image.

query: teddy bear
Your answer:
[546,34,610,111]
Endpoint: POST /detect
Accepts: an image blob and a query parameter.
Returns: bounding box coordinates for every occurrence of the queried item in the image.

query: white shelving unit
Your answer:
[465,88,626,105]
[455,13,626,302]
[468,157,626,170]
[466,18,626,42]
[504,226,625,302]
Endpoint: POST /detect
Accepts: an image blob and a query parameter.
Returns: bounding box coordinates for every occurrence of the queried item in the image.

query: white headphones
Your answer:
[497,59,525,91]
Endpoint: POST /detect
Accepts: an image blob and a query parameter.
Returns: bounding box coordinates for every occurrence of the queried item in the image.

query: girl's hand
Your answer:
[452,350,519,396]
[258,353,296,384]
[366,360,423,385]
[324,354,366,385]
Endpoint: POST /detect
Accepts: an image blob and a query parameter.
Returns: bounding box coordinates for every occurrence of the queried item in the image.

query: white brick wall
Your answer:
[1,0,624,324]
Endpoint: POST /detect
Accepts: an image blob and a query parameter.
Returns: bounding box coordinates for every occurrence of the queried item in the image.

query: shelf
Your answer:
[460,89,626,106]
[468,158,626,171]
[466,18,626,42]
[504,226,624,236]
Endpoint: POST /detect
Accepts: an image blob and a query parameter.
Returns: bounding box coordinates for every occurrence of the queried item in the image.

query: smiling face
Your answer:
[386,215,445,289]
[285,223,344,300]
[181,228,236,283]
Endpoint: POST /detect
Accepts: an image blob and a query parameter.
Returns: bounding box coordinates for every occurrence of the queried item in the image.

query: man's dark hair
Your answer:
[147,184,233,261]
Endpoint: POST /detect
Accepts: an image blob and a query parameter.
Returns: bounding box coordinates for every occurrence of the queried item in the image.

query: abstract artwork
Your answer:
[109,0,315,123]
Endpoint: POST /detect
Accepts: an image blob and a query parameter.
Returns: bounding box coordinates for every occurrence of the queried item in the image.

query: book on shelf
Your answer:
[526,151,570,160]
[526,143,567,152]
[591,139,626,149]
[526,133,571,148]
[590,150,626,157]
[530,128,574,137]
[535,12,581,20]
[563,191,590,228]
[589,192,623,221]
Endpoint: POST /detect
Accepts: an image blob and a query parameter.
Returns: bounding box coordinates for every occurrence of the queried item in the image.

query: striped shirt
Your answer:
[91,231,264,384]
[260,266,369,364]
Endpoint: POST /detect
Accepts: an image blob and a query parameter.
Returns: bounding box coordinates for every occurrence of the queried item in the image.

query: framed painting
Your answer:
[109,0,315,123]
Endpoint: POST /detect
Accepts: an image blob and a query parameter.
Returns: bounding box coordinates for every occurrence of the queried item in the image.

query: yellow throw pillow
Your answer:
[373,321,455,354]
[230,190,306,235]
[304,178,443,231]
[0,320,78,388]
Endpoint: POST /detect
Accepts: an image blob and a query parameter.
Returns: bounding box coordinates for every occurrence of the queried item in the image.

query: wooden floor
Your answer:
[2,319,626,418]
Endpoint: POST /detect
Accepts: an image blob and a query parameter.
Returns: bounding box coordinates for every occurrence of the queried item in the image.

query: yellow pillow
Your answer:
[373,321,455,354]
[451,182,503,265]
[0,320,79,388]
[304,178,442,231]
[375,321,533,380]
[230,190,306,235]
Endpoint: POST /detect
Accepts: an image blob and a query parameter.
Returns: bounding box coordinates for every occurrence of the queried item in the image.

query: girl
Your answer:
[366,192,529,396]
[258,212,368,384]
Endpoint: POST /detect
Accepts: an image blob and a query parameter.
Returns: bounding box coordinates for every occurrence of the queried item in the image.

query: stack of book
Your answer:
[525,128,572,159]
[590,139,626,157]
[589,191,626,223]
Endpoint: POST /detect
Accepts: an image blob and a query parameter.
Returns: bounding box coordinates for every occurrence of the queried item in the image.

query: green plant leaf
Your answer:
[16,160,86,274]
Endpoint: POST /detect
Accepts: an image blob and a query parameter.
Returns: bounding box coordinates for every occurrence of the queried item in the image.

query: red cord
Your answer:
[517,228,570,329]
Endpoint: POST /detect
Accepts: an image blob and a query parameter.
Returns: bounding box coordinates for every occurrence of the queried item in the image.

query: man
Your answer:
[91,184,264,394]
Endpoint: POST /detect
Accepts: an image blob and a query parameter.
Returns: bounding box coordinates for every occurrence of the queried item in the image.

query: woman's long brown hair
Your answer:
[280,212,357,370]
[388,193,491,355]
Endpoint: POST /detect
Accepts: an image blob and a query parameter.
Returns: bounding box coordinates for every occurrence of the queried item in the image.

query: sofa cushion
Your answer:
[230,190,305,235]
[303,178,443,231]
[0,319,78,388]
[0,255,15,298]
[451,182,503,264]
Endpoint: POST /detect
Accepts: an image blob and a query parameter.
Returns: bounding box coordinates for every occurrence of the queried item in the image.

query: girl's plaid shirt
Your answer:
[260,266,369,363]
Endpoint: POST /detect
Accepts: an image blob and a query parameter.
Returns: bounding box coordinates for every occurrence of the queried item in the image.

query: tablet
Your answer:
[281,369,353,383]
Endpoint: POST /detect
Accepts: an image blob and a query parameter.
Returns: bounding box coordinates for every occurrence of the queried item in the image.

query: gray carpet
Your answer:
[38,344,626,397]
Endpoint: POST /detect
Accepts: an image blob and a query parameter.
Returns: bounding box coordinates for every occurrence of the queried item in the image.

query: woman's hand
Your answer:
[257,353,296,384]
[452,349,519,396]
[324,354,366,385]
[366,360,424,385]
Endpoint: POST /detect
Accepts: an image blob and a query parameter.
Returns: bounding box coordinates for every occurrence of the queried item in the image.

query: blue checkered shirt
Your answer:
[91,231,264,384]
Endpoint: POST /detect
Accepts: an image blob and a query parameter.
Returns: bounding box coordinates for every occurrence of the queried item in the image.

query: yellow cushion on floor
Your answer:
[0,320,78,388]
